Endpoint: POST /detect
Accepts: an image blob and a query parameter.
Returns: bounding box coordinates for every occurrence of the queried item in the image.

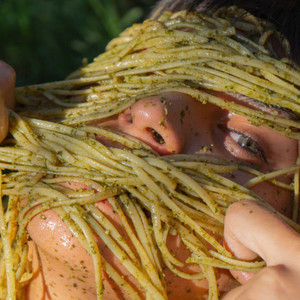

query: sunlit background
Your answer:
[0,0,155,86]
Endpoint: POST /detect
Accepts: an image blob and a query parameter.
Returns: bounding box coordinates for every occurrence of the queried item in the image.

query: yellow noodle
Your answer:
[104,261,143,300]
[0,171,16,299]
[77,205,166,300]
[109,195,166,296]
[2,7,300,300]
[293,160,300,222]
[245,164,300,188]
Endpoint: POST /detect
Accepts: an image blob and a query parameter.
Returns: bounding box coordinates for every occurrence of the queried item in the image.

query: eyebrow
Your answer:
[267,104,299,120]
[224,92,299,121]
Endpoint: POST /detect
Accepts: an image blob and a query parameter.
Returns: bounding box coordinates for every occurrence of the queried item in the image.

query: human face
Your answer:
[16,5,300,299]
[98,91,298,212]
[26,90,298,299]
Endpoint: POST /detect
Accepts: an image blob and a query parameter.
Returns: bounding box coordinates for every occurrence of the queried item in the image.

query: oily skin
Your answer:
[0,62,299,298]
[26,92,298,299]
[223,200,300,300]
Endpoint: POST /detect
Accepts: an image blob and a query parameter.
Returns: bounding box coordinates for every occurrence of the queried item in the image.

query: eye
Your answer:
[229,130,267,162]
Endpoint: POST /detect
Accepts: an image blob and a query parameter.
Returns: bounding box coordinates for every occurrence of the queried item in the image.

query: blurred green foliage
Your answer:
[0,0,155,86]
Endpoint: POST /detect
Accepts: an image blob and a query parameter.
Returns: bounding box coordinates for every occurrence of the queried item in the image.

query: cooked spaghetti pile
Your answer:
[0,6,300,300]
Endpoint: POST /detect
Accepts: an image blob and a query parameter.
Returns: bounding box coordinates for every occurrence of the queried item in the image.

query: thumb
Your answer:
[0,96,8,143]
[0,61,15,143]
[224,200,300,267]
[0,60,15,109]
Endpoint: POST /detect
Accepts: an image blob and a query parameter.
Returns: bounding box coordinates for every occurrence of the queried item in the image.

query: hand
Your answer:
[222,200,300,300]
[0,60,15,143]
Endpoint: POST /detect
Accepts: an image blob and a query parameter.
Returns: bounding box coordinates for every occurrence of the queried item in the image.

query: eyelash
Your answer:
[228,129,267,162]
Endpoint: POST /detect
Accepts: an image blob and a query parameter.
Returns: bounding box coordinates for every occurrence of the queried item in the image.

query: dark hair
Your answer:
[151,0,300,64]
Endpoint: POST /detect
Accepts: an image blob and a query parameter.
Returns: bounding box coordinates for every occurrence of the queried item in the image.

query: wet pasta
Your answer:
[1,6,300,300]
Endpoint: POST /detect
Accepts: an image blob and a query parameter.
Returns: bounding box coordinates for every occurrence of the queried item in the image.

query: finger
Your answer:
[0,95,8,143]
[221,264,294,300]
[0,61,15,143]
[224,200,300,266]
[229,269,255,285]
[0,60,16,109]
[221,278,278,300]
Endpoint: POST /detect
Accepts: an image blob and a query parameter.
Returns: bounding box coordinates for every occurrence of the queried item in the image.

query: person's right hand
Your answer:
[222,200,300,300]
[0,60,15,143]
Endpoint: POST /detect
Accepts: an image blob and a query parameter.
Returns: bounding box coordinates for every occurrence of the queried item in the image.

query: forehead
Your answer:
[16,8,300,141]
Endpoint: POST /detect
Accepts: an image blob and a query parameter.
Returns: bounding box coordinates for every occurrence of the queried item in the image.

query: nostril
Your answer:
[124,111,133,123]
[118,109,133,126]
[147,128,165,144]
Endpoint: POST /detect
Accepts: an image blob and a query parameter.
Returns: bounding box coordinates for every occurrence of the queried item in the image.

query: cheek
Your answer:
[227,170,293,217]
[27,209,95,272]
[265,136,298,171]
[27,210,97,296]
[251,182,293,217]
[27,204,144,298]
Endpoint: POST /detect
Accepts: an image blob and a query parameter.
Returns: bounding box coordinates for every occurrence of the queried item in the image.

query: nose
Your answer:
[117,93,189,154]
[98,92,225,155]
[112,92,220,155]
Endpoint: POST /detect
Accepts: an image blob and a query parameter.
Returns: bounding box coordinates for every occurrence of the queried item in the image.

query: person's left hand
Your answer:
[222,200,300,300]
[0,60,15,143]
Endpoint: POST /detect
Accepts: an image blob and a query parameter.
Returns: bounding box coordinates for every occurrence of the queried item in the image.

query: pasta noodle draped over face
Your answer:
[1,6,300,300]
